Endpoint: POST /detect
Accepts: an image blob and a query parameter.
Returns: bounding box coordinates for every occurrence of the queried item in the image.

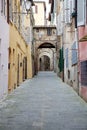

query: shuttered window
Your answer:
[9,0,13,21]
[65,48,68,68]
[77,0,85,26]
[57,14,62,35]
[0,39,1,54]
[0,0,7,17]
[1,0,3,13]
[64,0,71,24]
[86,0,87,24]
[23,26,33,44]
[72,42,77,65]
[7,0,9,23]
[35,5,38,14]
[81,61,87,86]
[47,28,52,36]
[72,0,75,12]
[0,39,1,75]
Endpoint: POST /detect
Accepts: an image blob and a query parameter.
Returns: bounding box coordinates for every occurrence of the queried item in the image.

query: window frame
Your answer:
[81,60,87,86]
[47,28,52,36]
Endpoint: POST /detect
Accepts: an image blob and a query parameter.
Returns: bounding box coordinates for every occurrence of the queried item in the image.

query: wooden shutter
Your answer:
[77,0,85,26]
[7,0,9,23]
[72,42,77,65]
[9,0,13,21]
[72,0,75,12]
[86,0,87,24]
[65,48,68,68]
[35,5,38,14]
[64,0,71,24]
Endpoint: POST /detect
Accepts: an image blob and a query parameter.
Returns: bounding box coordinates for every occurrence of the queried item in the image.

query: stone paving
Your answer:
[0,71,87,130]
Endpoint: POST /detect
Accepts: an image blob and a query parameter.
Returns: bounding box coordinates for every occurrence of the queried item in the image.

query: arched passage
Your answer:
[39,55,50,71]
[38,42,55,49]
[38,51,53,71]
[34,42,56,73]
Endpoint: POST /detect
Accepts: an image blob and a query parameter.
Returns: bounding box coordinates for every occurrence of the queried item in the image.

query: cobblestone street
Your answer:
[0,72,87,130]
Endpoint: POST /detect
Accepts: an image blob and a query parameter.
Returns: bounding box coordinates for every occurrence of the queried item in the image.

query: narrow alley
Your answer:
[0,72,87,130]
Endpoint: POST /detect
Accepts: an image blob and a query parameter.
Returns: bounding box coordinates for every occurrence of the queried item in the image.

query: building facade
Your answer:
[33,1,46,26]
[0,0,9,100]
[8,0,34,92]
[33,26,57,74]
[57,0,78,91]
[56,0,87,102]
[77,0,87,101]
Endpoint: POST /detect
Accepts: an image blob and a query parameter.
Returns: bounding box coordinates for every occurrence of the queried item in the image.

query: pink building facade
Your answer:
[78,26,87,102]
[76,0,87,101]
[0,0,9,100]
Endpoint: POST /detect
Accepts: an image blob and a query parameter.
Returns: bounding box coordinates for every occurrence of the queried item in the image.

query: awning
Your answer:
[79,35,87,42]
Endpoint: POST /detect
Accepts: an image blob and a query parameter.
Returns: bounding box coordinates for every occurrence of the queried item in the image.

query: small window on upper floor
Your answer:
[53,30,56,35]
[86,0,87,24]
[1,0,3,14]
[68,70,70,79]
[1,0,6,16]
[35,5,38,14]
[47,28,52,36]
[20,0,22,6]
[36,28,39,32]
[0,39,1,53]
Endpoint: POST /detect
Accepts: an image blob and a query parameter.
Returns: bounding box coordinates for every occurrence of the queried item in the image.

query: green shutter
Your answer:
[58,48,64,72]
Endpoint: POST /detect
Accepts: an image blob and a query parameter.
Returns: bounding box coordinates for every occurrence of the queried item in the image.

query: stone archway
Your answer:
[38,42,55,49]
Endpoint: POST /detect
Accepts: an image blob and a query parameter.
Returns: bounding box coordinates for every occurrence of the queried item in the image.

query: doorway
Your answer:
[39,55,50,71]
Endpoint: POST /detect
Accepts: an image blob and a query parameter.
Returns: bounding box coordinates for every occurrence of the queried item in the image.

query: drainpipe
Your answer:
[75,0,79,95]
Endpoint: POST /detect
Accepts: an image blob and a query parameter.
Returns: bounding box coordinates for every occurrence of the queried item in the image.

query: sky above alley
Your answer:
[34,0,51,18]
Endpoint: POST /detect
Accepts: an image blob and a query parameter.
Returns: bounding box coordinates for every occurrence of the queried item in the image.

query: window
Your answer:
[47,28,52,36]
[36,28,39,32]
[0,39,1,72]
[81,61,87,86]
[72,42,77,65]
[0,0,6,16]
[7,0,9,23]
[4,0,5,16]
[35,5,38,13]
[65,48,68,68]
[86,0,87,24]
[1,0,3,13]
[9,0,13,21]
[77,0,85,26]
[0,39,1,54]
[64,0,71,24]
[68,70,70,79]
[20,0,22,6]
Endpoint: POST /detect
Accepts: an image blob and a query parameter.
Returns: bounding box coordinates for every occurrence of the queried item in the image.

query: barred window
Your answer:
[81,61,87,86]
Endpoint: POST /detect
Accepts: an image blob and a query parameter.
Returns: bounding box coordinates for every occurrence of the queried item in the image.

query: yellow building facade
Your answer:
[8,0,34,92]
[33,1,46,26]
